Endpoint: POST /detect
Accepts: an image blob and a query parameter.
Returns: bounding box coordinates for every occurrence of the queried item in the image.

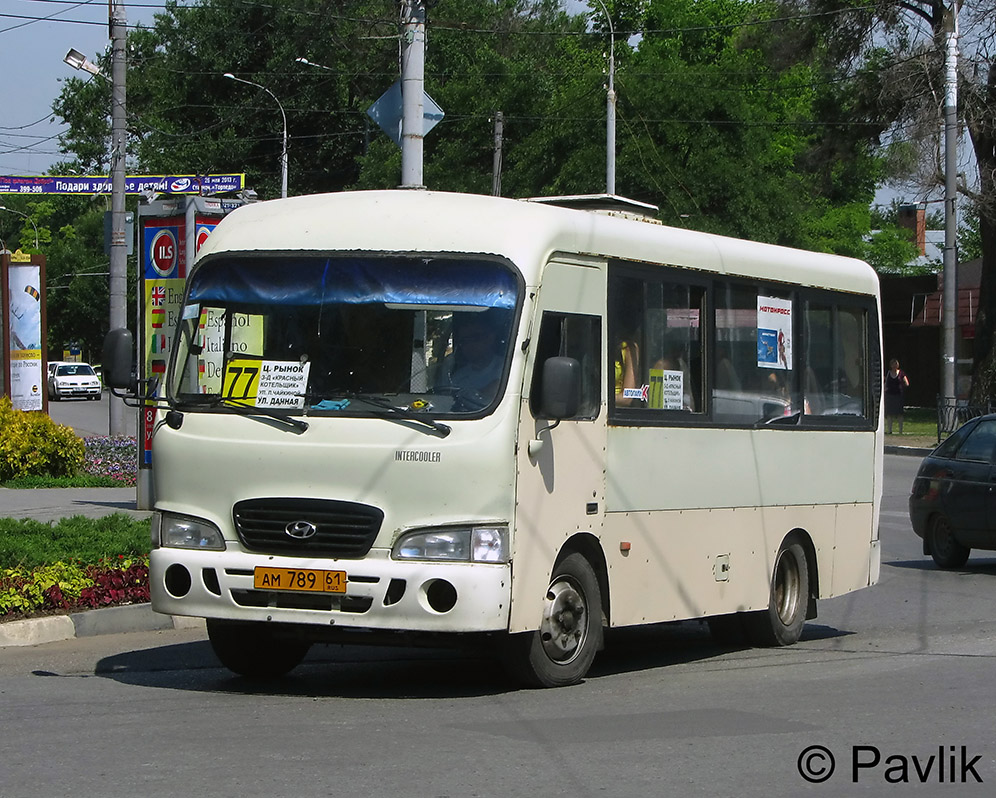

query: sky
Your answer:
[0,0,591,180]
[0,0,164,177]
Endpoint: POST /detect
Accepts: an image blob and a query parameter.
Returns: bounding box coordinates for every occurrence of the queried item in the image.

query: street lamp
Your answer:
[224,73,288,198]
[295,57,333,71]
[591,0,616,195]
[0,206,40,250]
[63,48,106,79]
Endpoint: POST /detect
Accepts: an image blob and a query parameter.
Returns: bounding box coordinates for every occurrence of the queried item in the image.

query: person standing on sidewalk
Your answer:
[885,358,910,434]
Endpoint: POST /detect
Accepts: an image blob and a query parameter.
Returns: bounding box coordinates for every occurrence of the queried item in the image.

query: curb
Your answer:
[885,445,933,457]
[0,603,204,648]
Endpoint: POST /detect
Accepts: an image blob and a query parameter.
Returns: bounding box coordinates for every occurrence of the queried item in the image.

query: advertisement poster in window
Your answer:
[757,296,792,370]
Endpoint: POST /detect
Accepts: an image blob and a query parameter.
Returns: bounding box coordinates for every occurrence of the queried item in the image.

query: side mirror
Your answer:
[101,328,134,390]
[540,356,580,419]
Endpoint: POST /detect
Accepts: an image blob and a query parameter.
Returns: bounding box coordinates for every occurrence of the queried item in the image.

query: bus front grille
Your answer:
[233,498,384,558]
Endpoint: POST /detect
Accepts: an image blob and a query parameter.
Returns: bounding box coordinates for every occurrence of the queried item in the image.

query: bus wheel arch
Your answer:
[557,533,610,631]
[790,528,819,621]
[746,531,813,647]
[501,537,607,688]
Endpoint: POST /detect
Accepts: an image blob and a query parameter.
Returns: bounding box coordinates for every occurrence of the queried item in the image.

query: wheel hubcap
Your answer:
[773,549,801,625]
[934,520,952,556]
[539,577,588,664]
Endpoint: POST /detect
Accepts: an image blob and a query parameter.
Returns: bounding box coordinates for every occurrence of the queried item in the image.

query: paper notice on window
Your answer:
[649,368,684,410]
[757,296,792,370]
[223,358,310,408]
[255,361,310,408]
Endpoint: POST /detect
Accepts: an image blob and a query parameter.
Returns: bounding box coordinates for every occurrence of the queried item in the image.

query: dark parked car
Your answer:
[909,413,996,568]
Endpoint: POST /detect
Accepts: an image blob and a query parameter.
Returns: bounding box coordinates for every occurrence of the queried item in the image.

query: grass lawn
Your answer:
[891,406,937,437]
[0,514,150,570]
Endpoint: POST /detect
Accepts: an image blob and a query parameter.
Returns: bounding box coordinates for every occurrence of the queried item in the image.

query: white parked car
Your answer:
[48,361,102,400]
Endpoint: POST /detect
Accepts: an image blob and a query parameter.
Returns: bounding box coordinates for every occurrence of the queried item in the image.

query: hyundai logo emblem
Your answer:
[285,520,318,540]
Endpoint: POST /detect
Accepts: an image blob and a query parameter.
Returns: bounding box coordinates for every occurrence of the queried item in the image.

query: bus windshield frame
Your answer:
[168,253,522,419]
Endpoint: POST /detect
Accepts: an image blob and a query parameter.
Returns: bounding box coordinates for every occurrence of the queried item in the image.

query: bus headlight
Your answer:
[159,513,226,551]
[393,525,508,563]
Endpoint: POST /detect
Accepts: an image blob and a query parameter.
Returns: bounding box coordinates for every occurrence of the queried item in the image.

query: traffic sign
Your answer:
[367,80,444,148]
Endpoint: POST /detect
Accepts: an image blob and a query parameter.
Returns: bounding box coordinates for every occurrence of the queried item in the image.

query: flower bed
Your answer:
[1,556,149,620]
[83,436,138,486]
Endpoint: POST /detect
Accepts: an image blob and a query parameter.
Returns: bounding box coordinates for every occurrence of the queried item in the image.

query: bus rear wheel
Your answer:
[747,539,809,647]
[207,619,311,679]
[502,552,602,688]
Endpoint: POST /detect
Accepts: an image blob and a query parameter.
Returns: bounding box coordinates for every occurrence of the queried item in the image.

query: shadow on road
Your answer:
[886,558,996,575]
[73,618,857,698]
[86,640,513,698]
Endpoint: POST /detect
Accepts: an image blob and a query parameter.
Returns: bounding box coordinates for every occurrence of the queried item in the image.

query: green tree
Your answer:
[46,0,901,347]
[0,199,50,255]
[778,1,996,400]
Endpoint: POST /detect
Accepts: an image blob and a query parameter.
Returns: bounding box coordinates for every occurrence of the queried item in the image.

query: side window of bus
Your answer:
[713,282,798,425]
[802,302,869,419]
[529,312,601,420]
[609,272,705,416]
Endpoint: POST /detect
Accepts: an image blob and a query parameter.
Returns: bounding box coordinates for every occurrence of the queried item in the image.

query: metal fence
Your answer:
[936,396,993,441]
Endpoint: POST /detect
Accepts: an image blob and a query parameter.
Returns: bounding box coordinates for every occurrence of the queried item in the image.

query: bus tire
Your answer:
[929,514,970,569]
[206,619,311,679]
[747,539,809,647]
[501,552,602,688]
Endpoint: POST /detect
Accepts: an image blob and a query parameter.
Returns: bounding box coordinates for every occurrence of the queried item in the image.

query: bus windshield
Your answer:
[169,255,520,417]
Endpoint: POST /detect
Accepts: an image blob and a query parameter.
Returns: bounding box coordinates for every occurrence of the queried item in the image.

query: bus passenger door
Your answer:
[511,260,607,634]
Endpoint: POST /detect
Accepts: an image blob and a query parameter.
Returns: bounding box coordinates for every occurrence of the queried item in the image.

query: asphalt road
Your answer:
[47,391,137,438]
[1,454,994,798]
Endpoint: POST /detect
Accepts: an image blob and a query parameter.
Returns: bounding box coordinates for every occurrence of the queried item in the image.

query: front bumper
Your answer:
[54,383,101,398]
[150,547,511,633]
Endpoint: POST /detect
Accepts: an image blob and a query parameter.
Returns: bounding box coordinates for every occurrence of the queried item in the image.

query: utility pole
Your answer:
[492,111,504,197]
[593,0,616,195]
[109,0,128,436]
[400,0,426,188]
[941,2,959,403]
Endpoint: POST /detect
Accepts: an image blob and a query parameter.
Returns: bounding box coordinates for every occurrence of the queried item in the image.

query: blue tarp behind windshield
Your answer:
[187,257,518,308]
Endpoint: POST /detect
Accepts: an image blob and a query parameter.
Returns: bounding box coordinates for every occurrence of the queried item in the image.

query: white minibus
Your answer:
[104,190,883,687]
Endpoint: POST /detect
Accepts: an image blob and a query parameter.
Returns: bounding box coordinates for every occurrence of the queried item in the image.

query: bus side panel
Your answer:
[602,508,769,624]
[606,428,876,513]
[603,426,876,626]
[831,502,879,594]
[602,504,845,626]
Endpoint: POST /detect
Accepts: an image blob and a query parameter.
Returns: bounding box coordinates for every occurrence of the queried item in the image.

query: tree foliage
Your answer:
[775,1,996,399]
[51,0,884,237]
[41,0,947,361]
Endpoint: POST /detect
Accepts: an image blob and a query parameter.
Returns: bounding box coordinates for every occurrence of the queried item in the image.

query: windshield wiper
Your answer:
[314,393,451,438]
[211,396,309,433]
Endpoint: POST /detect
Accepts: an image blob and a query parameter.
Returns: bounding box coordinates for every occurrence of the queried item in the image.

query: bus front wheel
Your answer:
[501,552,603,688]
[207,619,311,679]
[747,539,809,647]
